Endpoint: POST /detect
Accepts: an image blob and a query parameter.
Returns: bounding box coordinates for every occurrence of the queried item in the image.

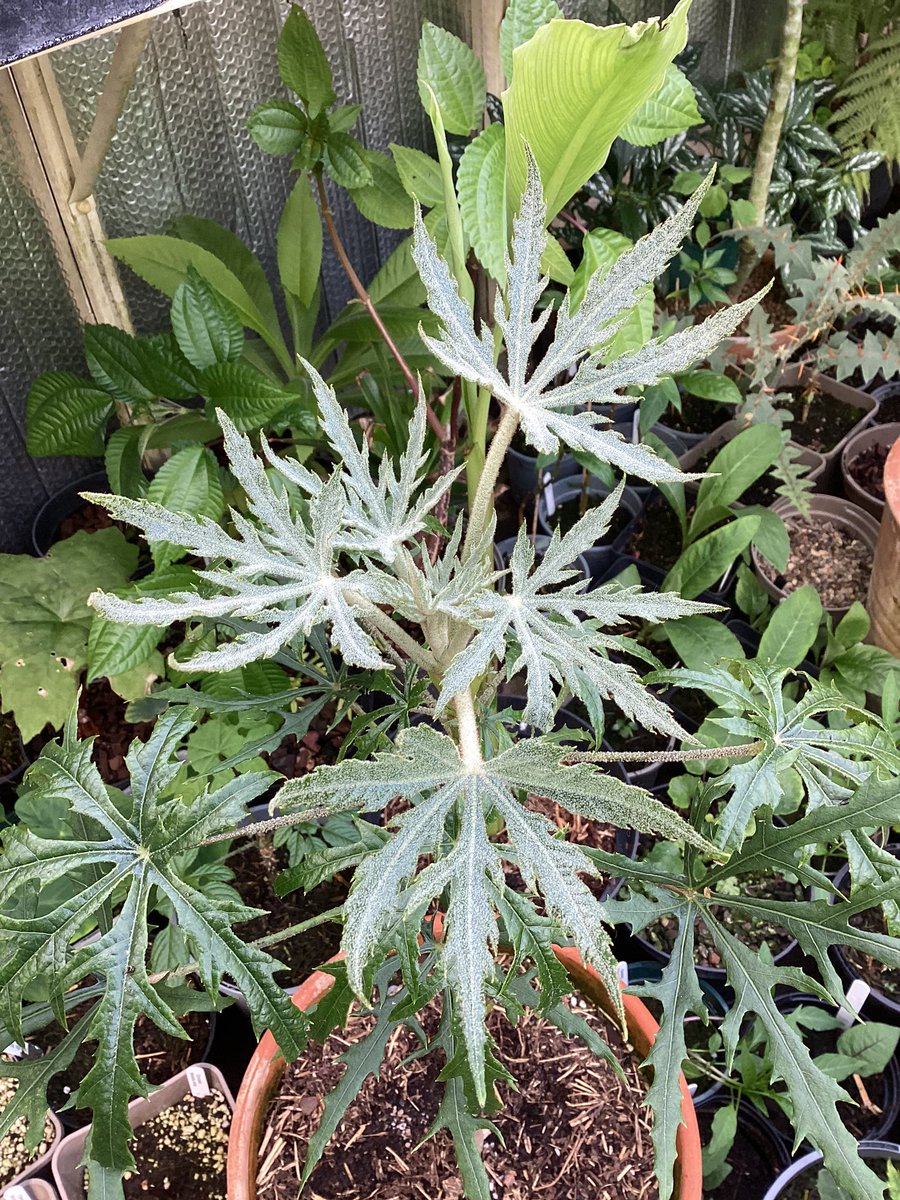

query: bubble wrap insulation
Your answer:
[0,0,770,551]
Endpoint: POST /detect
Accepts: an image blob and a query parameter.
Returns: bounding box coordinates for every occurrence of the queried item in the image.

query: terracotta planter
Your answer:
[870,437,900,655]
[752,495,881,621]
[227,949,703,1200]
[678,420,826,497]
[841,422,900,519]
[722,324,803,365]
[777,365,878,491]
[53,1064,234,1199]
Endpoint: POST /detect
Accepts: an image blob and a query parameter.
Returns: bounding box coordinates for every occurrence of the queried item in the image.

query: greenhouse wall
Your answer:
[0,0,781,552]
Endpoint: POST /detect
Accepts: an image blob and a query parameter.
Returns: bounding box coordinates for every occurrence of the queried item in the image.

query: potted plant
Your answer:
[841,422,900,520]
[763,1142,900,1200]
[0,1069,61,1192]
[4,7,900,1200]
[52,1063,233,1199]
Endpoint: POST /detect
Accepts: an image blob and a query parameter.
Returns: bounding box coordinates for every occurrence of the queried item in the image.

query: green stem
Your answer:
[463,406,520,560]
[561,740,765,764]
[251,906,344,951]
[454,689,483,771]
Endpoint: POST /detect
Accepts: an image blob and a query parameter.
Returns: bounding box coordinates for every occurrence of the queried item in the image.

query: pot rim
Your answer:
[226,946,703,1200]
[760,1139,900,1200]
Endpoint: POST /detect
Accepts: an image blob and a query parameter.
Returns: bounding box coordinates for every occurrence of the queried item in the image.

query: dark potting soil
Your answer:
[663,391,734,436]
[264,710,350,779]
[873,387,900,425]
[257,997,658,1200]
[33,1006,212,1127]
[643,873,805,969]
[0,711,25,777]
[0,1069,56,1186]
[626,500,683,571]
[83,1090,231,1200]
[758,517,872,612]
[696,1106,784,1200]
[506,793,620,901]
[75,679,155,785]
[736,256,797,332]
[56,499,119,541]
[778,385,865,454]
[229,837,347,987]
[844,904,900,1001]
[847,443,889,501]
[548,492,634,540]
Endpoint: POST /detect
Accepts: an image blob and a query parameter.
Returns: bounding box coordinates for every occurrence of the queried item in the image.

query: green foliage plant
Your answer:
[4,150,900,1200]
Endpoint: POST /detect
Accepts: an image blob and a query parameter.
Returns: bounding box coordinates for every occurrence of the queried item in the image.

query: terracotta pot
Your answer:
[841,422,900,519]
[227,948,703,1200]
[777,365,878,491]
[53,1064,234,1199]
[752,495,881,621]
[722,324,802,364]
[870,437,900,654]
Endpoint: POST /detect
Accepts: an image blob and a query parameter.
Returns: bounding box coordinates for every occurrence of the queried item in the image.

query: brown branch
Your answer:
[314,172,446,443]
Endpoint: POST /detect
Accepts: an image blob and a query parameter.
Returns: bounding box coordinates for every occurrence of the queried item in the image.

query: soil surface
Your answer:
[264,711,350,779]
[74,679,155,785]
[32,1005,212,1127]
[847,443,889,501]
[778,384,865,453]
[758,517,872,611]
[873,386,900,425]
[82,1090,231,1199]
[844,903,900,1001]
[641,871,804,969]
[0,1069,56,1186]
[257,997,659,1200]
[625,500,683,571]
[229,837,347,987]
[697,1106,784,1200]
[508,794,622,901]
[662,391,734,436]
[736,256,796,331]
[56,499,120,542]
[0,710,26,778]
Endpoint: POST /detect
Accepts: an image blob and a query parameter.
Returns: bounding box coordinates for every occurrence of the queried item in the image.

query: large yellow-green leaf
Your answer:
[502,0,691,219]
[620,64,701,146]
[457,123,508,284]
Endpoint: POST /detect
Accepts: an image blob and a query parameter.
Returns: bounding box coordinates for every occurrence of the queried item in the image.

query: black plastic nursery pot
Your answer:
[694,1096,792,1200]
[31,471,110,556]
[830,853,900,1025]
[762,1140,900,1200]
[536,478,643,577]
[872,380,900,426]
[493,534,591,584]
[505,442,579,502]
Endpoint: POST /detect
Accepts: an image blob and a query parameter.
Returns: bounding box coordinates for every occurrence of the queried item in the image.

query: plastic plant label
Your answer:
[836,979,871,1027]
[2,1042,24,1059]
[5,1187,30,1200]
[617,961,629,985]
[186,1065,211,1098]
[543,473,556,517]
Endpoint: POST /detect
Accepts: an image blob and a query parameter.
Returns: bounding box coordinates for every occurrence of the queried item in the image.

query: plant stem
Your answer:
[464,406,520,560]
[736,0,805,285]
[251,906,344,951]
[454,689,483,771]
[314,172,446,442]
[351,595,439,676]
[561,740,765,764]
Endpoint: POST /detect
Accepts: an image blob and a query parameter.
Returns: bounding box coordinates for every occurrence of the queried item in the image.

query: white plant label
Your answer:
[5,1188,31,1200]
[616,961,629,986]
[543,474,556,517]
[186,1065,211,1098]
[2,1042,24,1059]
[836,979,871,1027]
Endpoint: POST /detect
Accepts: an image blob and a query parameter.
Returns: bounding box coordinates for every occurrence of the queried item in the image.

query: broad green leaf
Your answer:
[417,22,486,135]
[679,369,741,404]
[0,529,136,739]
[503,0,690,217]
[694,424,782,525]
[107,236,291,373]
[84,325,195,404]
[620,64,701,146]
[499,0,562,82]
[328,103,361,133]
[347,148,414,230]
[664,615,745,671]
[833,602,871,653]
[742,504,791,574]
[198,362,300,431]
[663,515,760,600]
[366,237,425,308]
[26,372,114,457]
[171,267,243,370]
[145,445,225,567]
[323,132,372,189]
[757,585,822,668]
[831,1021,900,1079]
[104,426,148,499]
[277,4,336,116]
[247,99,307,155]
[87,617,162,684]
[277,175,322,308]
[391,144,444,207]
[457,123,508,284]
